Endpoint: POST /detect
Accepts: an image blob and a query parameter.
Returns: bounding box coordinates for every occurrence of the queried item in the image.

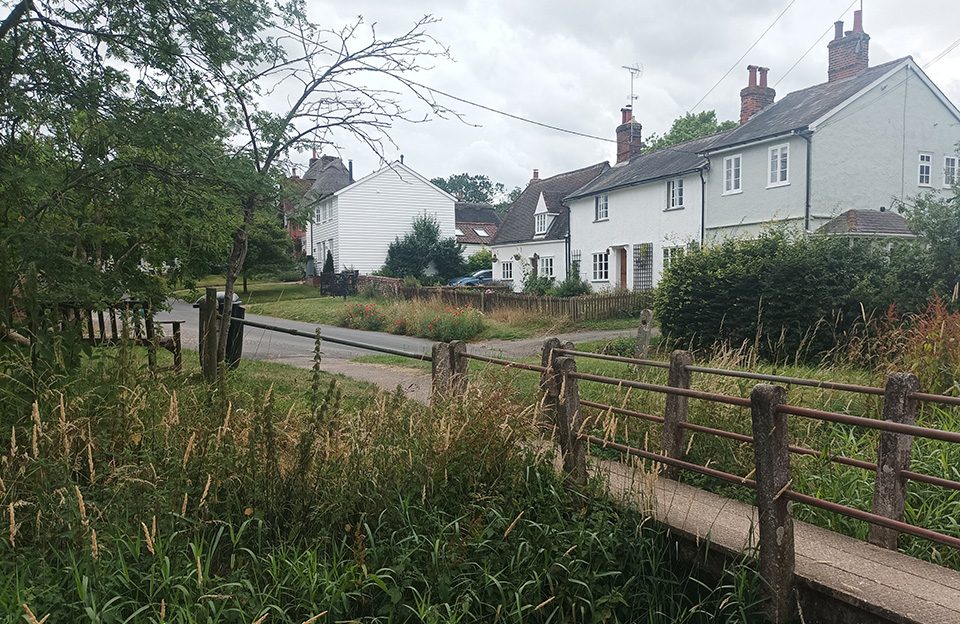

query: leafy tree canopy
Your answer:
[431,173,521,216]
[898,187,960,300]
[644,111,737,152]
[383,214,465,280]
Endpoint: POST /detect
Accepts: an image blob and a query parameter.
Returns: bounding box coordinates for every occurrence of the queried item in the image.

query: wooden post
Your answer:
[172,323,183,373]
[200,287,219,382]
[661,350,693,480]
[751,383,795,624]
[555,355,587,486]
[450,340,469,395]
[431,341,451,404]
[540,338,563,451]
[869,372,920,549]
[635,308,654,360]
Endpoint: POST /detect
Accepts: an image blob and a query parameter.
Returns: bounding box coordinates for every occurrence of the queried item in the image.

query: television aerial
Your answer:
[622,63,643,106]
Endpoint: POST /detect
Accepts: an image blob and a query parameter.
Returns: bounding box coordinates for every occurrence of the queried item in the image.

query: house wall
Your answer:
[568,174,703,292]
[808,64,960,229]
[335,166,455,274]
[307,196,339,270]
[704,135,809,239]
[491,239,567,292]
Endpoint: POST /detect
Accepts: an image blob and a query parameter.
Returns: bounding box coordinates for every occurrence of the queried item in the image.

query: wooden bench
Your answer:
[57,301,183,372]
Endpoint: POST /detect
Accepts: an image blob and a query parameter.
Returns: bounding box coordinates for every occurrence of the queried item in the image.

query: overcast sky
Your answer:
[293,0,960,192]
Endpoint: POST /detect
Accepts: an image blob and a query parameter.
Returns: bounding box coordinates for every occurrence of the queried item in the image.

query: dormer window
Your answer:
[535,213,547,234]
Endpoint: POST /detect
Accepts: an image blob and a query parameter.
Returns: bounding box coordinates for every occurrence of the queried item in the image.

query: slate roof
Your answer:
[455,202,500,226]
[702,57,910,153]
[816,209,915,237]
[566,132,729,200]
[493,162,610,245]
[301,156,352,202]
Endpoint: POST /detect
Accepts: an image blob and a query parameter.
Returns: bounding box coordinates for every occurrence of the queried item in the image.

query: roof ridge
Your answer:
[785,56,911,96]
[534,161,608,183]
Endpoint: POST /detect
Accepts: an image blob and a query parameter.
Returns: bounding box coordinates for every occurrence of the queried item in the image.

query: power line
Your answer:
[774,0,858,88]
[689,0,797,113]
[924,34,960,69]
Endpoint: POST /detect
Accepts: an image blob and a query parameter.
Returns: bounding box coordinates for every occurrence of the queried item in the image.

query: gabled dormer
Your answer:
[533,192,557,238]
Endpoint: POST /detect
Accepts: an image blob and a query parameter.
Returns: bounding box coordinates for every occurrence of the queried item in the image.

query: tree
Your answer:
[644,111,737,152]
[240,213,296,293]
[898,187,960,301]
[383,214,464,280]
[204,8,452,362]
[431,173,502,203]
[322,250,335,275]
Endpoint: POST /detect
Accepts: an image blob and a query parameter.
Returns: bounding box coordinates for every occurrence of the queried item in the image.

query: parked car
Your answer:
[447,269,493,287]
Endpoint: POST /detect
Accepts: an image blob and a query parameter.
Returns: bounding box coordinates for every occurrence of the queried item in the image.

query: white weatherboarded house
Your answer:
[305,161,457,274]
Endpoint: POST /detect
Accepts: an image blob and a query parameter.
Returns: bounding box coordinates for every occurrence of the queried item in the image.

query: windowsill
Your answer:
[664,206,685,212]
[591,279,609,283]
[593,218,609,223]
[721,189,742,196]
[919,183,933,188]
[766,181,790,189]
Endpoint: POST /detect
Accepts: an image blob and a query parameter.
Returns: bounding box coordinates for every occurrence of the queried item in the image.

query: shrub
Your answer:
[321,250,335,274]
[335,301,387,331]
[522,271,554,296]
[466,247,493,272]
[550,260,591,297]
[654,231,909,360]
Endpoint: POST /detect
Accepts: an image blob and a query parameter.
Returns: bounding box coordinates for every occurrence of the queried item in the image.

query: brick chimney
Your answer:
[827,9,869,82]
[739,65,776,125]
[616,106,643,163]
[528,169,539,185]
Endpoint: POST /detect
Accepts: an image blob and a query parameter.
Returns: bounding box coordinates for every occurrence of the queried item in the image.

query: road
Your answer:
[156,299,643,402]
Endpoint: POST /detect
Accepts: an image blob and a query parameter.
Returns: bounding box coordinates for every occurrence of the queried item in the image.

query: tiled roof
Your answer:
[816,209,915,237]
[457,222,499,245]
[493,162,609,245]
[455,202,501,226]
[703,57,910,153]
[301,156,352,201]
[566,132,729,200]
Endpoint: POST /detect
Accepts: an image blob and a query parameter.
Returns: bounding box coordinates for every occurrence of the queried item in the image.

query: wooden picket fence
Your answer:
[399,287,650,321]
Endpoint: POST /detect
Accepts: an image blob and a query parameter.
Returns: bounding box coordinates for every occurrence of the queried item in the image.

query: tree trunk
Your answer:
[218,194,256,363]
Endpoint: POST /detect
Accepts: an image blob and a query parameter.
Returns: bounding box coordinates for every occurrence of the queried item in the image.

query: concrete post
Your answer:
[556,355,587,486]
[541,338,563,453]
[750,383,795,624]
[200,287,219,383]
[661,350,693,480]
[450,340,469,395]
[869,372,920,550]
[635,308,654,360]
[431,342,451,405]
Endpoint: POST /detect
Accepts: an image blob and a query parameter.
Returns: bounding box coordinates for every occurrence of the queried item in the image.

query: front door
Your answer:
[619,248,627,289]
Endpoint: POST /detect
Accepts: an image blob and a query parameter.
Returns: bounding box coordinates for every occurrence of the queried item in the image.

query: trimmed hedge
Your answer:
[654,232,917,360]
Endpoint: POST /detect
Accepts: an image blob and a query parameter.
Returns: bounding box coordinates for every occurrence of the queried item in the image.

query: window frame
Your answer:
[662,245,684,271]
[944,156,957,188]
[591,252,609,282]
[919,152,933,187]
[594,195,609,221]
[501,261,513,280]
[539,256,554,278]
[767,144,789,188]
[723,154,742,195]
[666,178,684,210]
[535,213,547,234]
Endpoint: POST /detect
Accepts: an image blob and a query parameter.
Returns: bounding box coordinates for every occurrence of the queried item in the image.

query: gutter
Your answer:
[565,166,705,202]
[699,128,805,158]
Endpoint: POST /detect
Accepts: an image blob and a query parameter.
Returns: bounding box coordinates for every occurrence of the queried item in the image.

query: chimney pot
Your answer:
[533,169,539,180]
[747,65,759,87]
[758,67,769,88]
[621,107,632,124]
[740,65,776,125]
[834,20,844,40]
[853,9,863,33]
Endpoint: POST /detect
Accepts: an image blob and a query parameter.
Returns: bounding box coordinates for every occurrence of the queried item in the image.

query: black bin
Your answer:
[194,292,245,369]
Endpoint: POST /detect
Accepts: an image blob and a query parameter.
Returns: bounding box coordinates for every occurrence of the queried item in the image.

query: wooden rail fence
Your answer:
[399,287,650,321]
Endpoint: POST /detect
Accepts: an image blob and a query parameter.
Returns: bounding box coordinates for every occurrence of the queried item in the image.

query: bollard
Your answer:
[661,350,693,480]
[635,308,654,360]
[450,340,469,395]
[431,342,451,405]
[869,372,920,549]
[750,383,795,624]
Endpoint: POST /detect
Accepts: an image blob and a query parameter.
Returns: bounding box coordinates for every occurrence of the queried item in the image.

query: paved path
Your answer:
[595,456,960,624]
[156,299,641,402]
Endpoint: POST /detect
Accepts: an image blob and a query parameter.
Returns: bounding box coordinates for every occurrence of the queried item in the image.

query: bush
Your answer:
[321,250,335,274]
[466,247,493,272]
[549,260,591,297]
[335,301,387,331]
[522,271,555,296]
[654,231,907,360]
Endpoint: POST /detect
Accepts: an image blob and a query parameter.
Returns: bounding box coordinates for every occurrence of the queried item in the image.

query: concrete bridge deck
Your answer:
[595,457,960,624]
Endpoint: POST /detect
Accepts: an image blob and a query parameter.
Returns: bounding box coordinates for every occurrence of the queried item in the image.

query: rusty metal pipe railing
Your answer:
[779,404,960,445]
[553,348,671,369]
[570,371,752,407]
[685,365,885,396]
[911,392,960,408]
[462,352,547,373]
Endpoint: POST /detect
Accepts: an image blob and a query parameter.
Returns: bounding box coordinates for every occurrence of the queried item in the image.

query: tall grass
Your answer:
[0,339,765,622]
